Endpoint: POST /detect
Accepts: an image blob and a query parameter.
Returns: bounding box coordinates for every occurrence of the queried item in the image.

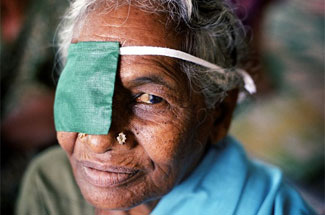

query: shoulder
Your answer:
[20,146,73,193]
[224,138,316,215]
[27,146,69,173]
[16,146,94,215]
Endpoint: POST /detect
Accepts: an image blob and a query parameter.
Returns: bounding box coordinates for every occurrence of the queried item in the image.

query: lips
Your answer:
[79,161,140,187]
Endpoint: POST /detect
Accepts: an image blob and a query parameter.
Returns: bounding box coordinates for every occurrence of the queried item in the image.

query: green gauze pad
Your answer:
[54,41,119,134]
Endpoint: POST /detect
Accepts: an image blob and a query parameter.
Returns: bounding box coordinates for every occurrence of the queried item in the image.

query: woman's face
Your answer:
[57,5,223,211]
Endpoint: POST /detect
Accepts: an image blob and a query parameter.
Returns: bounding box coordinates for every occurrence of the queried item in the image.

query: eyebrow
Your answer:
[128,75,175,92]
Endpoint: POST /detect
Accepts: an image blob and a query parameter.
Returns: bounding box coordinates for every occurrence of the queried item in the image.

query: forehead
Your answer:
[75,4,180,48]
[73,4,187,90]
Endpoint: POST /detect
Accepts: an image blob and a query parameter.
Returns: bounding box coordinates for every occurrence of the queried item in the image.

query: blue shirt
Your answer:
[152,137,315,215]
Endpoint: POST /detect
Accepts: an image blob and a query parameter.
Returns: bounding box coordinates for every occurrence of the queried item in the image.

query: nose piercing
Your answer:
[116,132,127,145]
[78,133,87,138]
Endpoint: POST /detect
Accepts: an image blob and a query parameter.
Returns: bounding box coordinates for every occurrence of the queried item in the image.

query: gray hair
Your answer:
[57,0,246,108]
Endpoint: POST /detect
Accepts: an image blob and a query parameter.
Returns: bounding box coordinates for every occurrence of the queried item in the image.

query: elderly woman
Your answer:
[16,0,315,214]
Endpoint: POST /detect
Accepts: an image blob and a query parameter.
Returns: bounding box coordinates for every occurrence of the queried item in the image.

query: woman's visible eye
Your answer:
[135,93,163,104]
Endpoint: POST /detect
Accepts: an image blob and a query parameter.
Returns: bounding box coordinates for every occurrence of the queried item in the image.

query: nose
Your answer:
[79,131,135,153]
[84,134,114,153]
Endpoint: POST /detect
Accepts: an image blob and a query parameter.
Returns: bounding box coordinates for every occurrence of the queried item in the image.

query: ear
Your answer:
[209,89,239,143]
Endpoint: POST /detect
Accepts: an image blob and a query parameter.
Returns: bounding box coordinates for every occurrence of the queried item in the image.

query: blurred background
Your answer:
[229,0,324,213]
[1,0,324,214]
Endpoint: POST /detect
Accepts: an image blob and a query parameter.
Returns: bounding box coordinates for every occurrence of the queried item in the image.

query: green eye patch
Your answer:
[54,41,119,135]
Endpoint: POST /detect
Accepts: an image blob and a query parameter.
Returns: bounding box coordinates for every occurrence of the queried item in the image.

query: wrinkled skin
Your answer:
[57,4,238,215]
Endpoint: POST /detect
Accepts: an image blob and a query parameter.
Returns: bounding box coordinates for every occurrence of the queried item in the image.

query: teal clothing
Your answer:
[16,137,315,215]
[153,137,315,215]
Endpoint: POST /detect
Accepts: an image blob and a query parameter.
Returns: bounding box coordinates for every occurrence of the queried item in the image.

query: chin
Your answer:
[81,183,156,210]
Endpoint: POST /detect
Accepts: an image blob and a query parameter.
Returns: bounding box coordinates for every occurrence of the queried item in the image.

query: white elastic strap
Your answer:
[237,69,256,94]
[120,46,256,94]
[120,46,224,73]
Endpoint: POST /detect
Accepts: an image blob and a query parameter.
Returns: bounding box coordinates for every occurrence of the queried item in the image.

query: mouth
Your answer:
[79,161,140,188]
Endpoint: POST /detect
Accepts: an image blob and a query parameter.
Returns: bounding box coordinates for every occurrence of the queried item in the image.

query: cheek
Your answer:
[132,119,185,161]
[56,132,77,155]
[131,109,198,179]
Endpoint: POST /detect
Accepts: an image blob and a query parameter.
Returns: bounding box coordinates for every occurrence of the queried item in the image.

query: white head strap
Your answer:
[120,46,256,94]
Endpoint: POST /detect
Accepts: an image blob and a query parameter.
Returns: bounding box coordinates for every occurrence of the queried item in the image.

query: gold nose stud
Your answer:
[78,133,87,139]
[116,132,127,145]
